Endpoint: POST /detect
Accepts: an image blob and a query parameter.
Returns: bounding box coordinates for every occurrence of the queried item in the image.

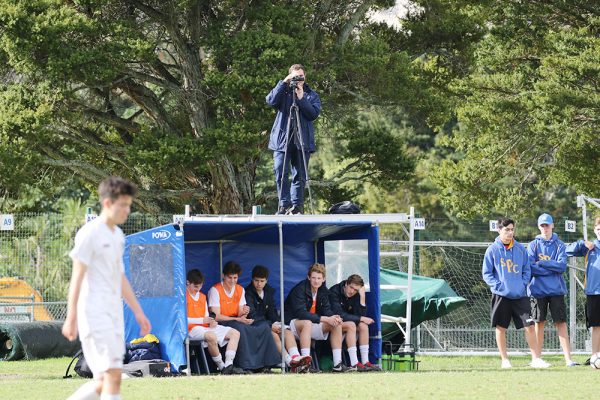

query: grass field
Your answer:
[1,355,596,400]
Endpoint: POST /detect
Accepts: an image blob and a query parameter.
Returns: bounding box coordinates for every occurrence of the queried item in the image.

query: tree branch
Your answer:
[334,1,374,52]
[67,100,142,137]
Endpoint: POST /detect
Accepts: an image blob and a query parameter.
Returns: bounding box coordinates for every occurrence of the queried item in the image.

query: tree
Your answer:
[432,1,600,217]
[0,0,422,213]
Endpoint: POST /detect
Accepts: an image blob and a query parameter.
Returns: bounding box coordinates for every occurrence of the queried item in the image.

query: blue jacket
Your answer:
[482,237,531,299]
[265,80,321,153]
[527,234,567,297]
[566,239,600,295]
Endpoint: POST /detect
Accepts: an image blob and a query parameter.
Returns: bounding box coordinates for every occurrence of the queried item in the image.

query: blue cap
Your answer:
[538,213,553,226]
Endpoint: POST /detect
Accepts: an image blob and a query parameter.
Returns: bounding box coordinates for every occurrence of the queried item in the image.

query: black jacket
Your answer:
[328,281,366,324]
[284,279,333,324]
[245,283,279,325]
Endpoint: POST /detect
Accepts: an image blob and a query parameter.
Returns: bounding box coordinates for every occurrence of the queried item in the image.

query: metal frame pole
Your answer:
[569,256,577,350]
[219,241,223,277]
[404,207,415,351]
[278,221,285,373]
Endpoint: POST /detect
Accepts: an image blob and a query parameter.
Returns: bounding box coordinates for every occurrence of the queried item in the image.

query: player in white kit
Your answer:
[62,176,151,400]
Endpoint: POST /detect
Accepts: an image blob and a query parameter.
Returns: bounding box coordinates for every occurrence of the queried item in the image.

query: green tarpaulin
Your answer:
[0,321,81,361]
[380,269,466,339]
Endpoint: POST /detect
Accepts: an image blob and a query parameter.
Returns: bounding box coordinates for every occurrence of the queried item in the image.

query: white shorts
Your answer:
[290,319,329,341]
[80,330,125,378]
[189,325,232,348]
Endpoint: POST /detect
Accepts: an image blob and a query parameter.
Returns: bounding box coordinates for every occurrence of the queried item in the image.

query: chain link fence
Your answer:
[0,212,172,321]
[1,211,596,353]
[380,216,595,353]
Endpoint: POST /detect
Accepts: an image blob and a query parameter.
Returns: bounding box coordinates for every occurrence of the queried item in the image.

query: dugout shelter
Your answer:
[122,210,418,371]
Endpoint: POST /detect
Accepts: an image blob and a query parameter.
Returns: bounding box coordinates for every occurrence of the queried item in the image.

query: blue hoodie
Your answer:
[527,233,567,297]
[566,239,600,295]
[482,237,531,299]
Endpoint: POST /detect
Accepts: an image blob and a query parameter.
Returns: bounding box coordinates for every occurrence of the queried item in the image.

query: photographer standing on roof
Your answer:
[266,64,321,215]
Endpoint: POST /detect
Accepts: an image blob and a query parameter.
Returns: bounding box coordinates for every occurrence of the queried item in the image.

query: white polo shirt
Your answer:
[69,218,125,338]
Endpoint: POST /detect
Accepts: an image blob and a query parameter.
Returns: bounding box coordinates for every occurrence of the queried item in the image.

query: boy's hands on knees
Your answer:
[360,316,374,325]
[204,317,217,328]
[238,315,254,325]
[323,315,342,326]
[272,322,282,334]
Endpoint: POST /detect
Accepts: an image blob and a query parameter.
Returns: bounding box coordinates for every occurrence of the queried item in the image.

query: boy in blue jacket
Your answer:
[528,213,577,366]
[566,217,600,364]
[482,217,549,369]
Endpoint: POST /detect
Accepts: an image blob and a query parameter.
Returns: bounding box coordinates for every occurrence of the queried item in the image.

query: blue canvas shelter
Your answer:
[122,213,413,371]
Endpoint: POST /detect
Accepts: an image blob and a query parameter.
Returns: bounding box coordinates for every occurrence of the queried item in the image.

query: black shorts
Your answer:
[530,296,567,323]
[586,295,600,328]
[491,294,533,329]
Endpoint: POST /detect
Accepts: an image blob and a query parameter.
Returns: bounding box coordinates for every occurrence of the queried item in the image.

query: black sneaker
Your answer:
[221,365,248,375]
[286,205,303,215]
[275,206,289,215]
[221,365,234,375]
[307,366,321,373]
[332,363,353,373]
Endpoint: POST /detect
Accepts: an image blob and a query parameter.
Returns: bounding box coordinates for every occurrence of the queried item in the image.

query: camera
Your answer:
[289,75,305,90]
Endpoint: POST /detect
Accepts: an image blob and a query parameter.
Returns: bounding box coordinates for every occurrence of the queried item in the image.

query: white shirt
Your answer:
[69,218,125,337]
[208,284,247,308]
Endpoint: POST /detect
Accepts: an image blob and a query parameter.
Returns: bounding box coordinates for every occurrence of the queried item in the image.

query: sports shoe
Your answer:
[566,360,580,367]
[286,205,303,215]
[356,362,371,372]
[221,365,249,374]
[332,362,353,373]
[290,355,312,373]
[530,358,550,369]
[307,366,321,373]
[275,206,289,215]
[364,362,382,372]
[356,362,372,372]
[501,359,512,369]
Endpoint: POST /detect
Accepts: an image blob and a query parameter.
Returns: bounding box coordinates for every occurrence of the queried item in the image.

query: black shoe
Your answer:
[220,365,247,375]
[221,365,234,375]
[286,205,303,215]
[307,366,321,373]
[332,362,353,373]
[275,206,289,215]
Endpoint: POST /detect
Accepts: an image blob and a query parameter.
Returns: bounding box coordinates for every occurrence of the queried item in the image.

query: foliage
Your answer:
[0,0,417,214]
[433,1,600,217]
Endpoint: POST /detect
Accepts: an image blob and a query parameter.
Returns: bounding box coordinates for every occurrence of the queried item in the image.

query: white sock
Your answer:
[300,348,310,357]
[67,381,99,400]
[224,350,236,367]
[288,347,300,358]
[360,345,369,364]
[212,355,225,370]
[100,395,120,400]
[348,346,358,366]
[285,353,292,366]
[332,348,342,366]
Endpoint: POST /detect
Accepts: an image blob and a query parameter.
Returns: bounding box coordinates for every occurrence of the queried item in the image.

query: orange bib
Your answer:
[214,283,243,317]
[186,290,208,331]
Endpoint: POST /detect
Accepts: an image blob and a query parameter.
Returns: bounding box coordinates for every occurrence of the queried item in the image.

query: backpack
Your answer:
[328,201,360,214]
[63,349,93,379]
